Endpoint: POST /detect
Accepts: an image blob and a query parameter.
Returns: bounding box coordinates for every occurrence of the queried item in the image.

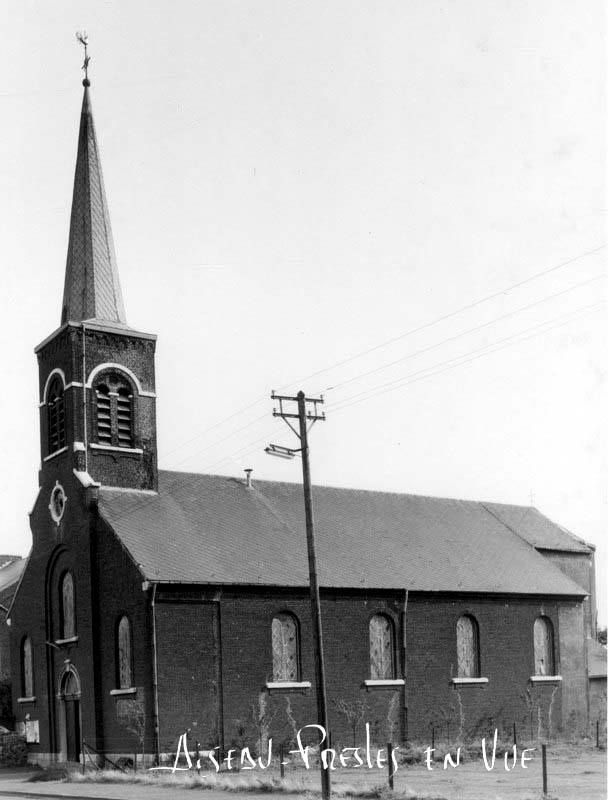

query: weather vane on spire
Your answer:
[76,31,91,86]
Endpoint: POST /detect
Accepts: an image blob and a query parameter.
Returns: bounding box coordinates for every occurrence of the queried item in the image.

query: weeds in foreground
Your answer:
[30,767,447,798]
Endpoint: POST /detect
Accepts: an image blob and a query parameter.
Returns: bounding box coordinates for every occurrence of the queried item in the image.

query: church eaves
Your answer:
[60,84,127,326]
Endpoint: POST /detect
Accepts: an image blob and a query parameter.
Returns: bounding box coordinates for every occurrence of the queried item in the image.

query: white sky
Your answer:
[1,2,606,622]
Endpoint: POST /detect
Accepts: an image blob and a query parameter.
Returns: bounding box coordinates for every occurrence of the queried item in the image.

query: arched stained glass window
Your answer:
[117,616,133,689]
[272,613,299,682]
[61,572,76,639]
[456,615,480,678]
[21,637,34,698]
[369,614,395,679]
[534,616,555,676]
[47,376,66,454]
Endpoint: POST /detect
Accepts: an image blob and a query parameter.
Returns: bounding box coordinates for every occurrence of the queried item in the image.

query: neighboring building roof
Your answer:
[61,84,126,326]
[0,556,21,570]
[482,503,593,553]
[98,471,587,596]
[0,557,26,597]
[587,638,607,679]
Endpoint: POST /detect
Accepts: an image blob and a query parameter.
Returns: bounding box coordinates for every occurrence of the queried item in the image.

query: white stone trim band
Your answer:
[265,681,311,690]
[90,443,143,455]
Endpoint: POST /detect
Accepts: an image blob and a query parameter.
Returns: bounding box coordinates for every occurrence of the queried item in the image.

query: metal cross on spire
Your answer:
[76,31,91,86]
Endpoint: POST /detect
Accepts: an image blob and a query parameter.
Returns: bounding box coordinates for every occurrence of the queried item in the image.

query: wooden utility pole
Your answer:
[268,390,330,800]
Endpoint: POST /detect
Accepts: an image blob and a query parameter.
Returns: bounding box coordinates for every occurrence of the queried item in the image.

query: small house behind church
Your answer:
[8,74,597,766]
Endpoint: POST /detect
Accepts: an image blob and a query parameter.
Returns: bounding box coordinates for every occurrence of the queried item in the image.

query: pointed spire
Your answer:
[61,43,126,326]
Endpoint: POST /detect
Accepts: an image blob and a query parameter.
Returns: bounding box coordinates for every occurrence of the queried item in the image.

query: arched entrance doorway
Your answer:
[58,668,81,762]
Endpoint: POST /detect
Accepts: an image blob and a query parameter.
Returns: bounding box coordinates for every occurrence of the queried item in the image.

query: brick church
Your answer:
[8,74,598,766]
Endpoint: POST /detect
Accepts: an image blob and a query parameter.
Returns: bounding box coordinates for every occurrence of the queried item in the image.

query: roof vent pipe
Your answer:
[244,468,253,488]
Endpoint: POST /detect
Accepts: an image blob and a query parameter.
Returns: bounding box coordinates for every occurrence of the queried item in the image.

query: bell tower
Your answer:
[36,60,158,493]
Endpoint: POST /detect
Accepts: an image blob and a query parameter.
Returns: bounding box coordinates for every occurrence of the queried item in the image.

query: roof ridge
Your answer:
[157,469,536,508]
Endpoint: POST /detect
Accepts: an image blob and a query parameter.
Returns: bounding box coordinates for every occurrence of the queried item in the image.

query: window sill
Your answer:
[90,443,143,455]
[44,446,68,462]
[364,679,405,689]
[265,681,311,692]
[110,687,137,696]
[529,675,562,683]
[451,677,489,686]
[17,697,36,704]
[55,636,79,646]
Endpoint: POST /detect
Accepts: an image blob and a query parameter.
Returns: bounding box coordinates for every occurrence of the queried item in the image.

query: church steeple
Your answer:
[60,76,126,325]
[34,41,158,493]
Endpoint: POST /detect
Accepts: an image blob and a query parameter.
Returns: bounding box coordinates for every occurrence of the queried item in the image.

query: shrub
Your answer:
[0,733,27,767]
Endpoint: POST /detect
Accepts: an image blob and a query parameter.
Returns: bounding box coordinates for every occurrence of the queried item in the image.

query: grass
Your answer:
[28,764,447,799]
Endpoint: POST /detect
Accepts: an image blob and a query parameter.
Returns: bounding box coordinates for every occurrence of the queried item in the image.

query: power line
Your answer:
[330,301,604,413]
[153,244,605,461]
[281,243,606,391]
[162,411,268,462]
[328,301,605,415]
[88,245,608,528]
[323,273,605,395]
[180,301,605,467]
[104,300,603,530]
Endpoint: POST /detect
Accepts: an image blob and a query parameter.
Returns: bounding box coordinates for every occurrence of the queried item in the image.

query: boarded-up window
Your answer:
[534,617,554,676]
[272,613,299,682]
[61,572,76,639]
[117,616,133,689]
[21,637,34,697]
[456,615,480,678]
[369,614,394,679]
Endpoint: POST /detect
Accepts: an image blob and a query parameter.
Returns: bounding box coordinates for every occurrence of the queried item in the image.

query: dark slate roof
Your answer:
[61,86,126,326]
[0,557,25,595]
[98,471,586,596]
[482,503,593,553]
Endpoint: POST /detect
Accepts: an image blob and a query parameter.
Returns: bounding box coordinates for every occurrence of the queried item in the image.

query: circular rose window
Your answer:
[49,483,67,524]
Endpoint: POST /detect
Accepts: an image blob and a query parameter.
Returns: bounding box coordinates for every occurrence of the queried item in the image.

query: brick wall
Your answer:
[36,324,158,492]
[540,550,596,637]
[153,587,575,754]
[10,469,98,760]
[94,515,153,756]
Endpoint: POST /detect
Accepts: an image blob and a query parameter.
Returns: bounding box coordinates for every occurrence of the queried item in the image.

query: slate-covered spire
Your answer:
[60,78,126,326]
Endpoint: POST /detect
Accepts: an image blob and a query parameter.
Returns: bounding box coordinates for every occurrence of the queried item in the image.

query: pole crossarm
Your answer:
[272,391,326,437]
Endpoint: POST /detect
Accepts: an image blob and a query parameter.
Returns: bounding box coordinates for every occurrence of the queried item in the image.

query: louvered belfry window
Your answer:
[47,376,66,454]
[116,387,132,447]
[533,616,555,676]
[456,615,480,678]
[95,372,133,448]
[96,383,112,443]
[369,614,395,679]
[272,613,299,682]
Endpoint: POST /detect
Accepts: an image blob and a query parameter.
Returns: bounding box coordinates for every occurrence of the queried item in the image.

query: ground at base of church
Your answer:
[0,745,605,800]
